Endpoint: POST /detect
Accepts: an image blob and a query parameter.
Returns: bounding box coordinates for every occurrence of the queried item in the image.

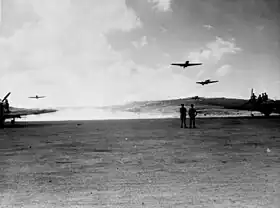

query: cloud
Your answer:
[207,37,242,60]
[203,24,213,30]
[0,0,194,108]
[163,53,170,57]
[101,62,197,103]
[132,35,148,49]
[147,0,173,12]
[256,25,264,31]
[188,49,212,62]
[187,36,242,62]
[0,0,143,107]
[216,64,232,77]
[160,25,168,33]
[196,69,205,78]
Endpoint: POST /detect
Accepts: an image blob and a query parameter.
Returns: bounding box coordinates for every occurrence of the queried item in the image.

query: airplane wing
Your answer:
[188,63,202,66]
[5,107,57,119]
[171,63,185,67]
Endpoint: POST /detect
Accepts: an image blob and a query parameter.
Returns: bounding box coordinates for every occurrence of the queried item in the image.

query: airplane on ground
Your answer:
[196,79,219,85]
[0,92,57,127]
[191,96,200,100]
[193,89,280,117]
[28,95,46,99]
[171,61,202,68]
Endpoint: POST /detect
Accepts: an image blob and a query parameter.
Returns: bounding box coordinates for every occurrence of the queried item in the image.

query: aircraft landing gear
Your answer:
[11,119,15,125]
[264,113,270,117]
[0,119,4,128]
[262,109,272,117]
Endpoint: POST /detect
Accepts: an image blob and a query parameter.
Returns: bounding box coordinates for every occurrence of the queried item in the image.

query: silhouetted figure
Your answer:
[4,99,10,113]
[188,104,197,128]
[180,104,187,128]
[264,92,268,101]
[261,93,265,101]
[250,92,256,103]
[257,95,262,105]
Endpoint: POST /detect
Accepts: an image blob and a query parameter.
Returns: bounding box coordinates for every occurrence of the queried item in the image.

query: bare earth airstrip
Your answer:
[0,117,280,208]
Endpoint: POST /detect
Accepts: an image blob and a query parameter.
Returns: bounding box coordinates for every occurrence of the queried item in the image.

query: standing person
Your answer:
[5,99,10,113]
[188,104,197,128]
[251,92,256,103]
[264,92,268,101]
[180,104,187,128]
[257,95,262,105]
[261,93,265,101]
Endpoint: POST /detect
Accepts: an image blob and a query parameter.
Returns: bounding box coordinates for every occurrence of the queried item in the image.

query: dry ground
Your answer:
[0,117,280,208]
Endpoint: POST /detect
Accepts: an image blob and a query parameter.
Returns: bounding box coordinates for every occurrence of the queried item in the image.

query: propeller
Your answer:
[2,92,11,102]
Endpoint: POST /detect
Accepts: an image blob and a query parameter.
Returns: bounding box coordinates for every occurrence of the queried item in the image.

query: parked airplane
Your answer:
[191,96,200,100]
[0,92,57,127]
[193,89,280,117]
[196,79,219,85]
[171,61,202,68]
[29,95,46,99]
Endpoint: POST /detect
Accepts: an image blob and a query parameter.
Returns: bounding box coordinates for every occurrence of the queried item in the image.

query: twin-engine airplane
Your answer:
[0,92,57,127]
[171,61,202,68]
[28,95,46,99]
[196,79,219,85]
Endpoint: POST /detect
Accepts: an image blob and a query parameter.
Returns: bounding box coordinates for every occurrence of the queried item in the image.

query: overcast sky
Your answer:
[0,0,279,108]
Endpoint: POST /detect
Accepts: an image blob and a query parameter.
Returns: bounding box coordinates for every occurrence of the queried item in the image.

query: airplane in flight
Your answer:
[0,92,57,127]
[193,89,280,117]
[196,79,219,85]
[171,61,202,68]
[28,95,46,99]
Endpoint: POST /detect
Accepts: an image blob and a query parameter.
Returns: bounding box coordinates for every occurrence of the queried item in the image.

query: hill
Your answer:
[100,97,260,118]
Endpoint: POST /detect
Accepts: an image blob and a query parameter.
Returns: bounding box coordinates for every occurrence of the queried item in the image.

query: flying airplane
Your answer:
[196,79,219,85]
[171,61,202,68]
[193,89,280,117]
[0,92,57,127]
[28,95,46,99]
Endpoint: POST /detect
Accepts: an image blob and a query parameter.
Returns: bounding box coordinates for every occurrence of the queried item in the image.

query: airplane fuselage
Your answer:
[29,95,45,99]
[171,61,202,68]
[197,80,218,85]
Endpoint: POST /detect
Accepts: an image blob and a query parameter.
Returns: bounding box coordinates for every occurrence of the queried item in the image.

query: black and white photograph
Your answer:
[0,0,280,207]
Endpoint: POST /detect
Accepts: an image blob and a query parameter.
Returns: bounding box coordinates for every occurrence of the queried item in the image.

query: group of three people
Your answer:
[251,92,268,104]
[180,104,197,128]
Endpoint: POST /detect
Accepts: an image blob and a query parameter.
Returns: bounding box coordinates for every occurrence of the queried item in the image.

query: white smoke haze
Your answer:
[24,105,258,121]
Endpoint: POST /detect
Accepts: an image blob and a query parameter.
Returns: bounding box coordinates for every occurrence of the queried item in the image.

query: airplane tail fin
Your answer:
[186,61,189,64]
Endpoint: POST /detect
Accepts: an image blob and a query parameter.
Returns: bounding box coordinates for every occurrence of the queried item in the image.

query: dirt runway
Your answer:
[0,117,280,207]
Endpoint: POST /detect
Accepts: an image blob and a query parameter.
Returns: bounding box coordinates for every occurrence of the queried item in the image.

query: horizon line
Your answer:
[10,95,280,109]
